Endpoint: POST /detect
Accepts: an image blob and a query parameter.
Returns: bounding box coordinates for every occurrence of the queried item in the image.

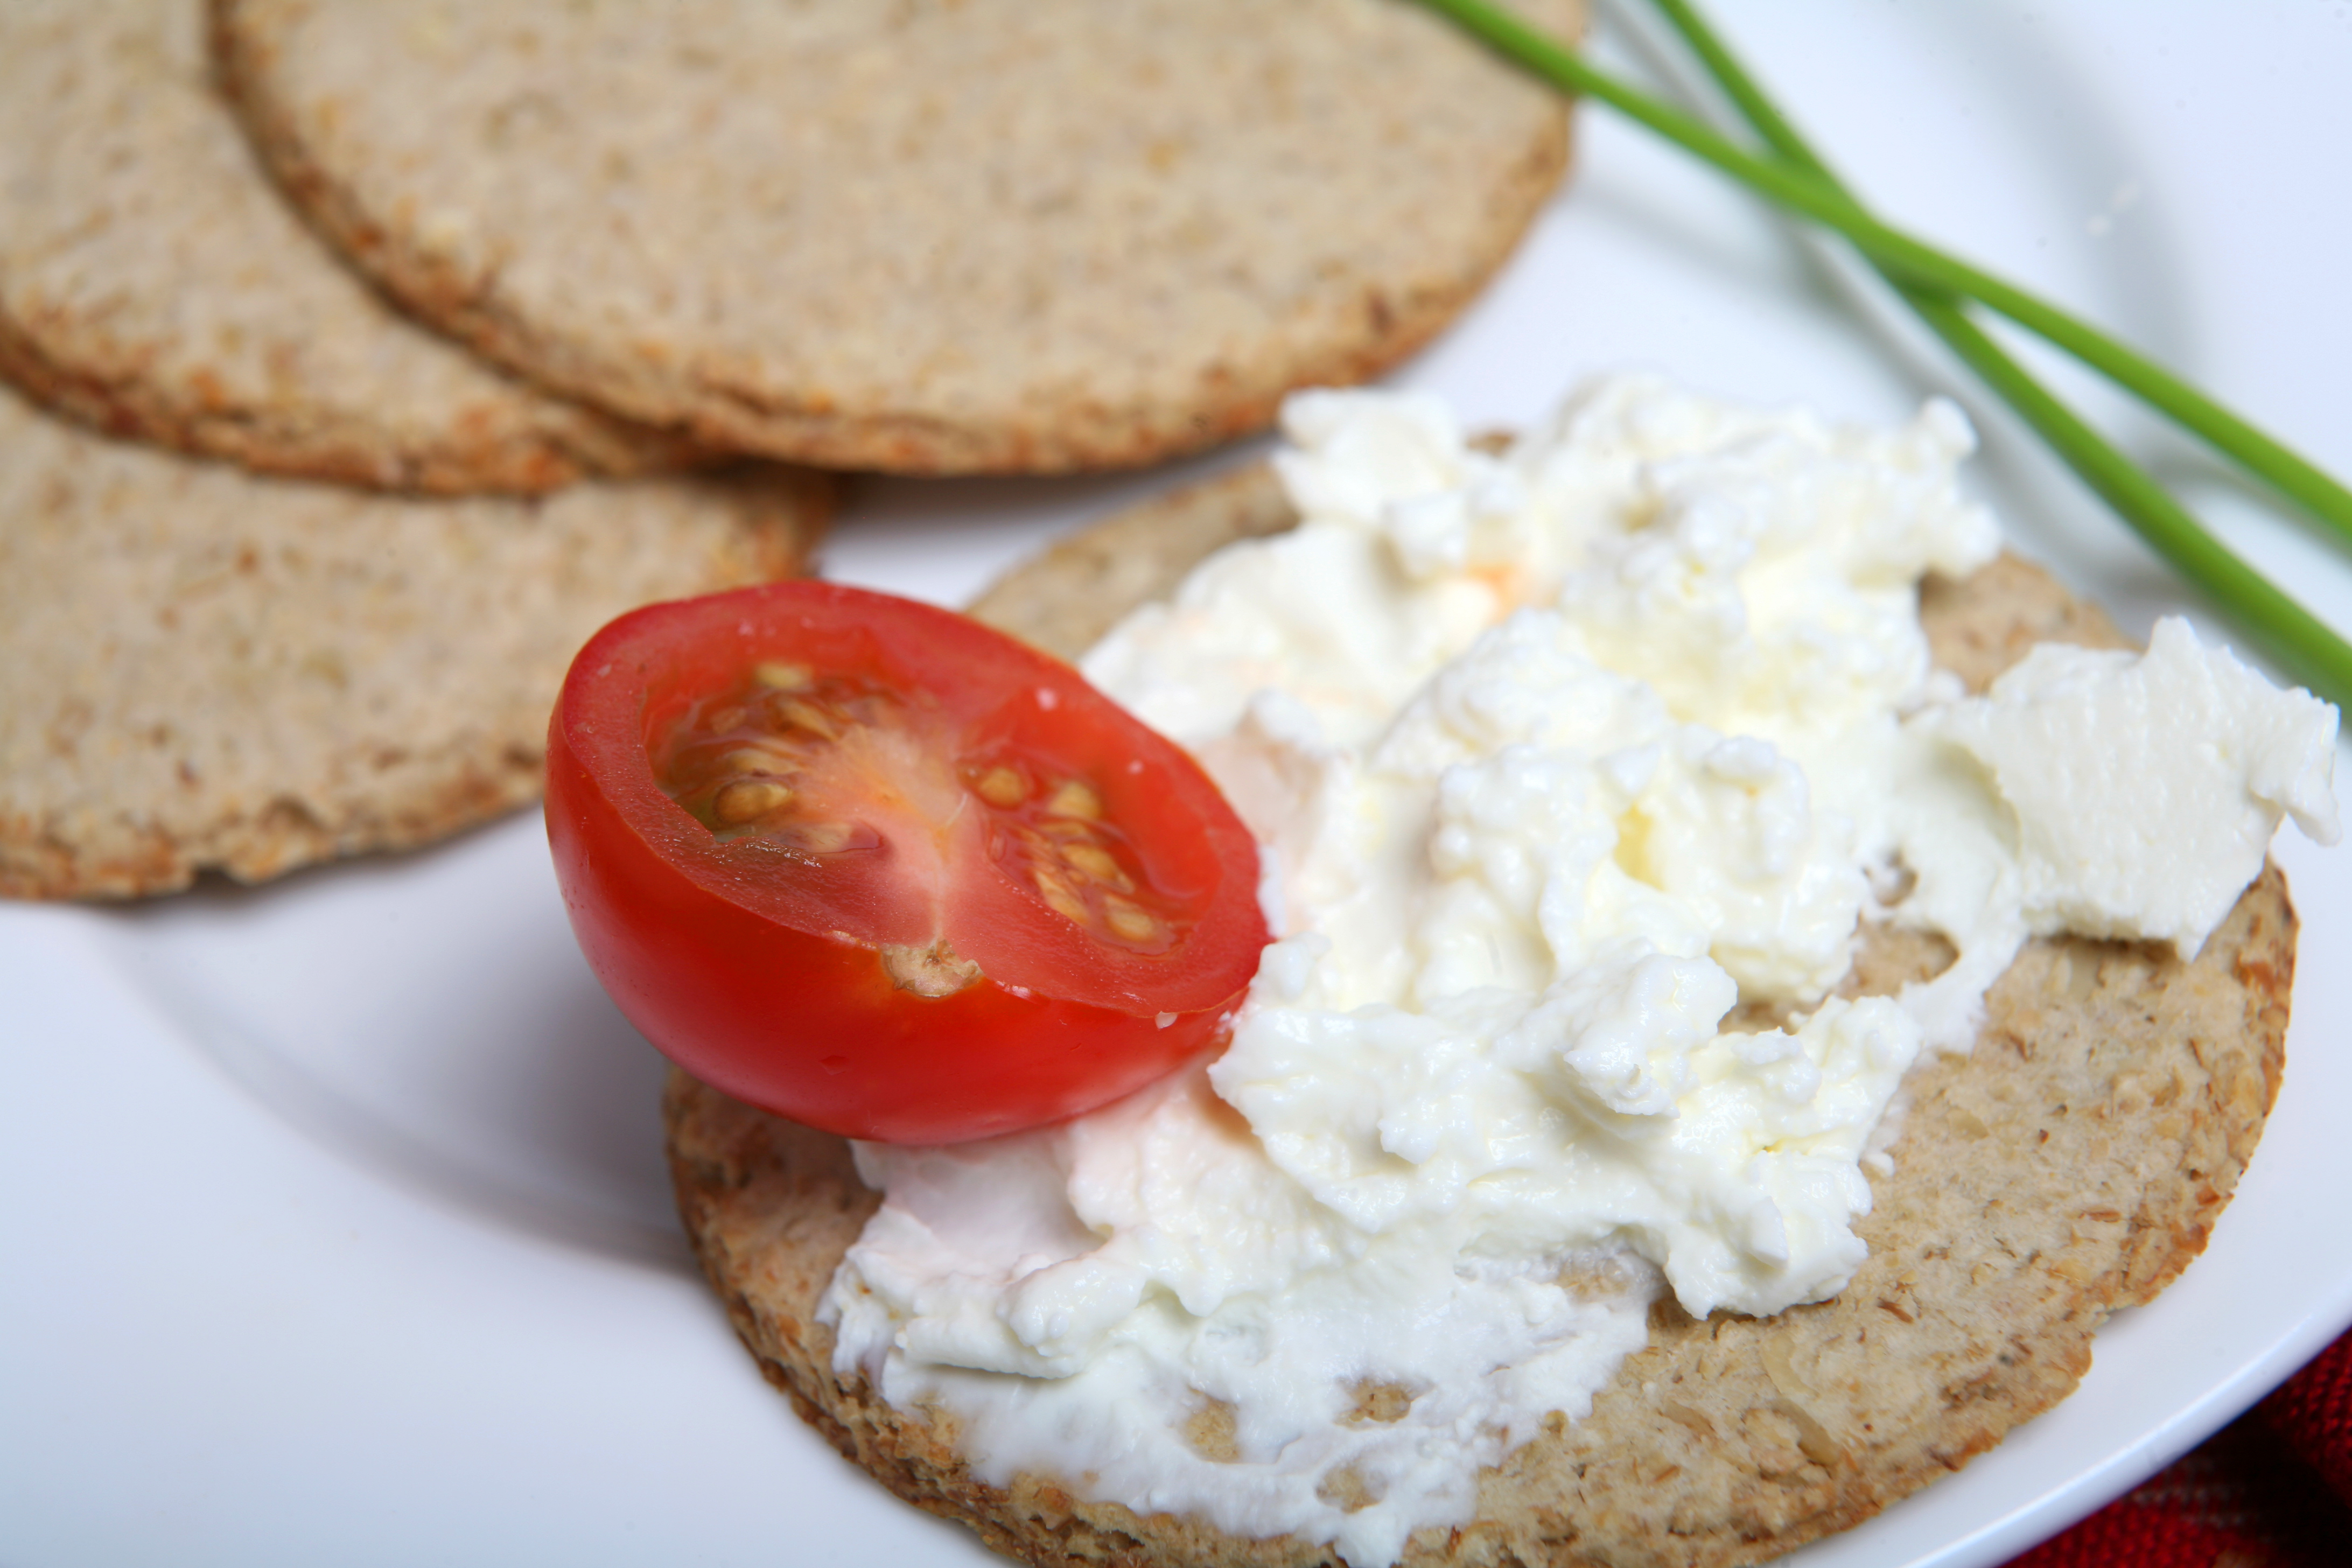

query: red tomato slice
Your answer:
[545,580,1270,1144]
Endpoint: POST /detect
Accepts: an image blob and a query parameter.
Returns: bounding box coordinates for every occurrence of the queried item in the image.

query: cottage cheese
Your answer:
[822,376,2339,1567]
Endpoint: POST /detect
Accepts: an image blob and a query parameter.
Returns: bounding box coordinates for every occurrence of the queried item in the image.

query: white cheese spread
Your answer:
[822,375,2339,1567]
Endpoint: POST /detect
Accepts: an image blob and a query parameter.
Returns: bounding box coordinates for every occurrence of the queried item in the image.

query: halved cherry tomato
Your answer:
[545,580,1269,1144]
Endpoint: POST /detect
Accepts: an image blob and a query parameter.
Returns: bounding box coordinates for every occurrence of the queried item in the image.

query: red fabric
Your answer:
[2002,1329,2352,1568]
[2262,1331,2352,1512]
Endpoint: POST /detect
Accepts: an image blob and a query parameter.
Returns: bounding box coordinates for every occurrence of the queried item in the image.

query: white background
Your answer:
[6,4,2351,1565]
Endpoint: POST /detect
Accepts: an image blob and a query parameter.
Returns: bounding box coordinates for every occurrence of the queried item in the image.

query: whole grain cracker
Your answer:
[0,0,697,494]
[667,459,2294,1567]
[211,0,1582,475]
[0,380,829,900]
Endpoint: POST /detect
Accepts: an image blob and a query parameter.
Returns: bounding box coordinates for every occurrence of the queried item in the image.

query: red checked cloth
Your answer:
[2004,1328,2352,1567]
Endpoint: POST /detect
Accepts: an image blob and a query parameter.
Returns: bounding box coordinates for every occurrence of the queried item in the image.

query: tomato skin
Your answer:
[546,580,1267,1144]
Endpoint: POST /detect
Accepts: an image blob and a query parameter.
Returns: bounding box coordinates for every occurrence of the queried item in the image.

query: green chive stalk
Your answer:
[1643,0,2352,705]
[1413,0,2352,705]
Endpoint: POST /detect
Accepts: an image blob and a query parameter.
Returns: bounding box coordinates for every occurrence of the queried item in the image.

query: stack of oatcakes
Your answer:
[1,0,1577,897]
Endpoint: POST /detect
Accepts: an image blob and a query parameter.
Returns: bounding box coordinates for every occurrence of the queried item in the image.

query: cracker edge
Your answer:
[208,0,1582,475]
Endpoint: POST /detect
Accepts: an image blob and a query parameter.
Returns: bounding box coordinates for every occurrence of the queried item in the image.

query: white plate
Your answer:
[5,5,2350,1565]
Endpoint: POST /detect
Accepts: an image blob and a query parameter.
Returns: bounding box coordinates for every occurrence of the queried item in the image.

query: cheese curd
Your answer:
[822,376,2339,1567]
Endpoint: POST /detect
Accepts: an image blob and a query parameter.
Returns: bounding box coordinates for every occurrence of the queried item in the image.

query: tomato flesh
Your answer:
[545,580,1269,1144]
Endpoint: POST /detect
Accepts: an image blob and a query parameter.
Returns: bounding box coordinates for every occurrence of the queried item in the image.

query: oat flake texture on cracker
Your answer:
[0,0,696,495]
[0,381,829,900]
[211,0,1583,474]
[667,462,2297,1568]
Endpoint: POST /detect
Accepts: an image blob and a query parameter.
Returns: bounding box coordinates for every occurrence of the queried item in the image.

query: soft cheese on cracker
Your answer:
[820,376,2337,1566]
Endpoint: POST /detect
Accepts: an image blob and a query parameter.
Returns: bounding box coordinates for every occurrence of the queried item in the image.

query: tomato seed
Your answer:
[974,766,1027,807]
[795,820,863,854]
[1033,869,1091,925]
[714,778,792,824]
[1045,779,1101,820]
[754,660,813,691]
[1103,898,1163,943]
[1061,842,1130,888]
[778,699,840,741]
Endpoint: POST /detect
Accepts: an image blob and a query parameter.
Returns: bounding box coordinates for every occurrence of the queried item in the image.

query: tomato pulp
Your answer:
[545,580,1270,1143]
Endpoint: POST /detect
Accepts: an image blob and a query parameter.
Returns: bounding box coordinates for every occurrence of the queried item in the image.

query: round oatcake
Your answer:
[209,0,1583,475]
[665,462,2296,1568]
[0,0,697,494]
[0,381,830,900]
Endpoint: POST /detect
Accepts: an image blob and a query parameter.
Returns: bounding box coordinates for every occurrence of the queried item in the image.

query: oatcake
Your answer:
[0,0,693,494]
[666,461,2294,1567]
[0,380,829,900]
[210,0,1581,475]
